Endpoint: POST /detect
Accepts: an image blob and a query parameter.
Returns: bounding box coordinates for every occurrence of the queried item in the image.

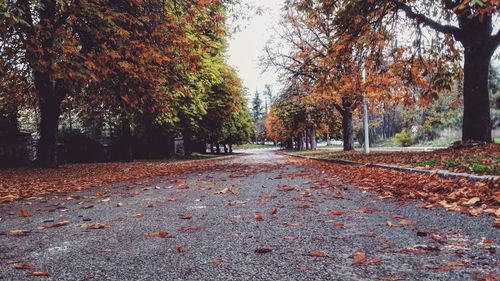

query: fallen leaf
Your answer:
[211,259,223,264]
[10,229,30,236]
[468,208,484,217]
[86,223,107,230]
[147,231,173,238]
[31,271,50,277]
[19,208,33,217]
[387,221,396,227]
[38,220,70,229]
[180,214,193,220]
[303,251,334,258]
[465,197,481,206]
[13,263,33,270]
[215,188,235,195]
[353,252,367,264]
[177,246,186,253]
[325,210,346,216]
[178,226,206,232]
[444,261,467,267]
[101,198,111,202]
[255,247,273,254]
[399,219,415,226]
[270,208,278,215]
[254,213,264,221]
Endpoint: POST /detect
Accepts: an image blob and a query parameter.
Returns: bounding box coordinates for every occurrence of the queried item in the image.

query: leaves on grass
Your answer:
[177,246,186,253]
[211,259,222,264]
[270,207,278,215]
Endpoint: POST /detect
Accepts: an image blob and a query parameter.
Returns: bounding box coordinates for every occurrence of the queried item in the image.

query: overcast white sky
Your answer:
[226,0,285,99]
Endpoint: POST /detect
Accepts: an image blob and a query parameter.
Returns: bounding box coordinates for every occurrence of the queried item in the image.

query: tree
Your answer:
[252,91,264,122]
[265,1,420,150]
[329,0,500,142]
[0,0,224,167]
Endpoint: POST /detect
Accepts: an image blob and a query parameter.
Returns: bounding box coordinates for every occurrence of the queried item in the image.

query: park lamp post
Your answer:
[362,64,370,154]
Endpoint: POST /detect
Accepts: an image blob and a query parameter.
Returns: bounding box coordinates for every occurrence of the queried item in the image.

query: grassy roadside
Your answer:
[287,144,500,176]
[235,143,276,149]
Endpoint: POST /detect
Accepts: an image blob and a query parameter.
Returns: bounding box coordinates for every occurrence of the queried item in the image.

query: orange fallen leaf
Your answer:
[38,220,70,230]
[211,259,223,264]
[325,210,346,216]
[10,229,30,236]
[399,219,415,226]
[86,223,107,230]
[215,188,235,195]
[270,208,278,215]
[13,263,33,270]
[177,246,186,253]
[254,213,264,221]
[387,221,396,227]
[147,231,173,238]
[303,251,334,258]
[353,252,367,264]
[444,261,467,267]
[468,208,483,217]
[19,208,33,217]
[31,271,50,277]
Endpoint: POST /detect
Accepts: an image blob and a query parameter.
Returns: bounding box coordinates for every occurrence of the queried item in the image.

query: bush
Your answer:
[394,129,413,147]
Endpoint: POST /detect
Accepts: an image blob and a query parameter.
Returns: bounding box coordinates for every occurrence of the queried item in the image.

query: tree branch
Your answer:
[395,2,462,38]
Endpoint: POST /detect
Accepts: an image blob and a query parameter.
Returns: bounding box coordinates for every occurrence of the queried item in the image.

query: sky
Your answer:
[226,0,286,99]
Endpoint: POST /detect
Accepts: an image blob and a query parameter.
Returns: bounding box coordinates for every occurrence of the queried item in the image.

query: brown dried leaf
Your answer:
[31,271,50,277]
[303,251,334,258]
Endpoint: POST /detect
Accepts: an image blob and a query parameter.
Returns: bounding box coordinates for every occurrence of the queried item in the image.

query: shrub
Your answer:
[394,129,413,147]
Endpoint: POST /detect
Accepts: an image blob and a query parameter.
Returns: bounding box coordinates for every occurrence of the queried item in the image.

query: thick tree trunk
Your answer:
[310,127,317,150]
[462,44,494,142]
[121,118,133,162]
[229,143,233,153]
[341,110,354,151]
[37,95,62,168]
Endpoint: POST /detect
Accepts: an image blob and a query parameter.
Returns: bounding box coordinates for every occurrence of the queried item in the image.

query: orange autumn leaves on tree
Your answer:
[0,0,226,167]
[265,0,446,150]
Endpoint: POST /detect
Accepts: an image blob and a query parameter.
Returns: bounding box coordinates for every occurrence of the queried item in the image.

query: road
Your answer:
[0,150,498,280]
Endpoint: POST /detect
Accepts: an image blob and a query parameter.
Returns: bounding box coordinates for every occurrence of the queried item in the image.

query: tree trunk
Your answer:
[229,143,233,153]
[341,110,354,151]
[461,43,494,142]
[37,95,62,168]
[216,143,221,154]
[223,144,228,154]
[210,143,215,154]
[310,127,317,150]
[121,118,133,162]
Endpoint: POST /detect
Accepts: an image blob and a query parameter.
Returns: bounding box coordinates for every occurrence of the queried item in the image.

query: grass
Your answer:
[235,143,276,149]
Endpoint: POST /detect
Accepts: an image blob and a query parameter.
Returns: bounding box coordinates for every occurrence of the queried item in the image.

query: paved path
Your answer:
[0,150,498,280]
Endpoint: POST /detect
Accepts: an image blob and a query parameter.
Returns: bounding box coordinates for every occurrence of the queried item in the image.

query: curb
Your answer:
[283,152,500,183]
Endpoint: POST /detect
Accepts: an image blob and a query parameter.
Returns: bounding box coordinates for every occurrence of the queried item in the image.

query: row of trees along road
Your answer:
[265,0,500,151]
[0,0,254,167]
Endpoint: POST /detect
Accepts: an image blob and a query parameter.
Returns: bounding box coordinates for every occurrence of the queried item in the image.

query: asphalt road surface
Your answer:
[0,150,498,280]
